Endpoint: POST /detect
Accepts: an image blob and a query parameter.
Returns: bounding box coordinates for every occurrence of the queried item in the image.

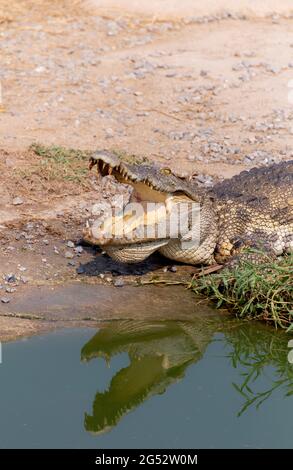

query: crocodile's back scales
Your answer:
[210,161,293,262]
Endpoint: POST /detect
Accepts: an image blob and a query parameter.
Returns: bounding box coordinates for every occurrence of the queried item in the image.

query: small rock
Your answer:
[12,197,24,206]
[169,266,177,273]
[1,297,10,304]
[67,241,75,248]
[266,64,281,74]
[113,278,124,287]
[6,287,16,293]
[74,246,84,254]
[34,65,46,73]
[76,266,85,275]
[5,274,16,283]
[105,128,115,138]
[200,69,208,77]
[65,251,74,259]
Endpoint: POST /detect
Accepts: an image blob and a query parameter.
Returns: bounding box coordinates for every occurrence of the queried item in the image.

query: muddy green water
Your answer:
[0,318,292,448]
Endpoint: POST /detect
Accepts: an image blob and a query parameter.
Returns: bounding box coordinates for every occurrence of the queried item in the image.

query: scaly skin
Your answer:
[84,152,293,265]
[212,161,293,263]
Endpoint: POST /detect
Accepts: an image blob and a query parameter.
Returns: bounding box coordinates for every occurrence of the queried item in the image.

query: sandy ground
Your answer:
[88,0,293,19]
[0,0,293,339]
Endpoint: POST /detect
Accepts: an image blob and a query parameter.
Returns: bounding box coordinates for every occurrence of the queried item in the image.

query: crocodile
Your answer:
[84,151,293,265]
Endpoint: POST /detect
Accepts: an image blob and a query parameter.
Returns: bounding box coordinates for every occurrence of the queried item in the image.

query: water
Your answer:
[0,318,292,449]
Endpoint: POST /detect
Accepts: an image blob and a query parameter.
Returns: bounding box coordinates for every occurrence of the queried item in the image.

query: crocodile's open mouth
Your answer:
[83,152,198,262]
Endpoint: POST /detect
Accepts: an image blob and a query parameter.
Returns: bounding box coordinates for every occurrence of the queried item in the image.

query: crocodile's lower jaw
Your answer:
[104,240,169,264]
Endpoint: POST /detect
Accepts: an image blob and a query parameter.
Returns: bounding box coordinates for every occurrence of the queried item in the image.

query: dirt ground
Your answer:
[0,0,293,339]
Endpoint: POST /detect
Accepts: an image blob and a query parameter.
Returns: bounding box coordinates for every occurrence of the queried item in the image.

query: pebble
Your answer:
[113,278,124,287]
[12,197,24,206]
[67,241,75,248]
[4,274,17,283]
[34,65,46,73]
[265,64,281,74]
[6,287,16,293]
[18,266,27,272]
[65,251,74,259]
[1,297,10,304]
[76,266,85,274]
[200,69,208,77]
[195,174,214,187]
[105,128,115,138]
[169,266,177,273]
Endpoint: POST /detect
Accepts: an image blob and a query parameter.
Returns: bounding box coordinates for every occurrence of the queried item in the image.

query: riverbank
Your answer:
[0,1,293,338]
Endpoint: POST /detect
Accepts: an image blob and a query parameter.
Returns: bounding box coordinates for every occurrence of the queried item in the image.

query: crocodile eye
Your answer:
[161,168,171,175]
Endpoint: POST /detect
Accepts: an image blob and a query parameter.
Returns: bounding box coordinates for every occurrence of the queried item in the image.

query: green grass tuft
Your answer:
[29,143,91,184]
[110,148,150,165]
[190,253,293,331]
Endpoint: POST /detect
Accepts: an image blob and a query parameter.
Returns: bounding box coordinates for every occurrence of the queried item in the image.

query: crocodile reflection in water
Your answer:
[81,319,293,434]
[81,319,218,434]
